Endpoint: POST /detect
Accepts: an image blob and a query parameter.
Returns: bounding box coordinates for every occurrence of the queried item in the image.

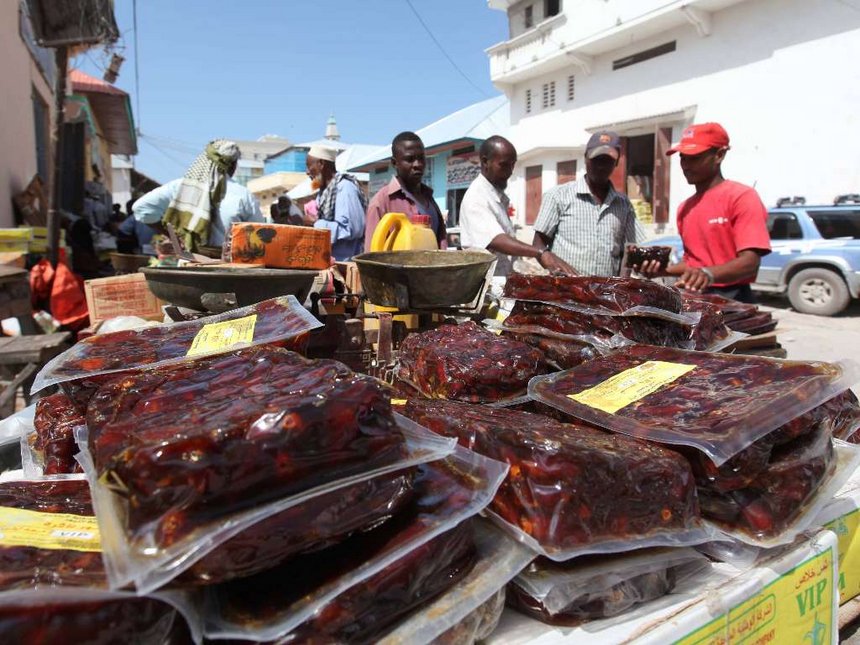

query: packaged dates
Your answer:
[503,301,692,349]
[402,398,705,559]
[178,468,417,585]
[379,521,534,645]
[0,479,103,590]
[32,295,321,411]
[504,273,683,314]
[222,523,476,644]
[625,245,672,270]
[698,423,835,540]
[504,332,599,370]
[529,344,858,465]
[30,392,85,475]
[508,547,709,626]
[205,446,507,642]
[78,345,458,592]
[397,322,547,403]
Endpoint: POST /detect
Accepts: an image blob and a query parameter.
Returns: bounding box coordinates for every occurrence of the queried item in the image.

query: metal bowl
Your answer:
[353,250,495,310]
[141,265,318,312]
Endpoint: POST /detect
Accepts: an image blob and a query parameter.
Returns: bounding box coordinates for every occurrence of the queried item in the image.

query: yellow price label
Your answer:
[0,506,101,552]
[390,399,407,406]
[187,314,257,357]
[568,360,695,414]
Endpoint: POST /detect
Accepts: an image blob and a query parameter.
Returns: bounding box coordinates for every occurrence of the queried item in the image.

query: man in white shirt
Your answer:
[133,140,264,248]
[459,136,573,277]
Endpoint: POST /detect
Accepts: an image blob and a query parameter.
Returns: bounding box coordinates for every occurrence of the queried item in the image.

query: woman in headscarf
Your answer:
[132,139,263,252]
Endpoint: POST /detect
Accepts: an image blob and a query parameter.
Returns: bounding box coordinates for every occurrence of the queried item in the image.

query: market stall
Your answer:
[0,230,857,643]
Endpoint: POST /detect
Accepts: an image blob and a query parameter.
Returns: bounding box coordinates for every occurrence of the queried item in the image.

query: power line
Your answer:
[132,0,141,134]
[403,0,490,98]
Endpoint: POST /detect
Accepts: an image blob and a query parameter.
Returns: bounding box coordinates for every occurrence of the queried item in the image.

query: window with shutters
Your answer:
[567,75,575,102]
[525,89,532,113]
[524,5,534,29]
[542,81,555,109]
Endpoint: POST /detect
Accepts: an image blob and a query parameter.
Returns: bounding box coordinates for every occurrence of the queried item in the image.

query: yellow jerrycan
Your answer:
[368,212,439,330]
[370,212,438,252]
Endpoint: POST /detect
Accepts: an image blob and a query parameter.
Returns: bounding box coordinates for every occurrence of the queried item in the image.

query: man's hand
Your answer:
[634,259,665,277]
[538,249,577,275]
[676,266,713,292]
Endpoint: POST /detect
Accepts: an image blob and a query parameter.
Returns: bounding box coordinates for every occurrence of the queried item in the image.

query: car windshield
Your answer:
[809,209,860,239]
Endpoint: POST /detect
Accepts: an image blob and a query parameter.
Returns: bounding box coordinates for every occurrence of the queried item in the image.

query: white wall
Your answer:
[0,1,54,227]
[501,0,860,231]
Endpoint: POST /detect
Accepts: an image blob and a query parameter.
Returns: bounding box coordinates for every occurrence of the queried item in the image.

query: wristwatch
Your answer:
[701,267,715,285]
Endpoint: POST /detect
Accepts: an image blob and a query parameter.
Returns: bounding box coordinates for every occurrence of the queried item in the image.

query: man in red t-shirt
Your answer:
[637,123,771,302]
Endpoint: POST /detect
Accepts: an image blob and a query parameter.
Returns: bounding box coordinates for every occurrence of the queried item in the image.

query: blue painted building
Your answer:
[348,95,509,227]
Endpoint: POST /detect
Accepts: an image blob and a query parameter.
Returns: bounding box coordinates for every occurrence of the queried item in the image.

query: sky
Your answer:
[71,0,509,183]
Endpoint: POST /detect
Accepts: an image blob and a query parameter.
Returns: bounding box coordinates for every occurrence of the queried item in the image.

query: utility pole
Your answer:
[47,45,68,268]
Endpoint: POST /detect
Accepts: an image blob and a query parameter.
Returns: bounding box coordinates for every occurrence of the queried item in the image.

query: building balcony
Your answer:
[486,0,749,89]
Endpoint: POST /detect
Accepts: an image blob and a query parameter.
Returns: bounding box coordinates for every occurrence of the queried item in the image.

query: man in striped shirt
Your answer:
[532,131,644,276]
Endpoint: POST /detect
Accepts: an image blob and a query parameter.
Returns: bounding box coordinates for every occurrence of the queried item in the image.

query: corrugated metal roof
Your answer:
[348,95,510,172]
[69,69,137,155]
[70,69,127,96]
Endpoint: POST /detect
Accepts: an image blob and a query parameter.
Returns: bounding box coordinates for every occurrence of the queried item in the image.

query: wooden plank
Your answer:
[0,332,71,365]
[726,331,779,351]
[0,362,37,412]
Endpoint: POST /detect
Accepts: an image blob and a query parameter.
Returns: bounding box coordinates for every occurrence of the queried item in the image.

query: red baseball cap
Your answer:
[666,123,730,156]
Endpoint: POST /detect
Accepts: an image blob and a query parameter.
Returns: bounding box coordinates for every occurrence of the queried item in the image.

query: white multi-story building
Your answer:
[486,0,860,234]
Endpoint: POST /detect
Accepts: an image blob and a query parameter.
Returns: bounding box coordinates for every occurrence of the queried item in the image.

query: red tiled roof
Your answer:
[69,69,127,97]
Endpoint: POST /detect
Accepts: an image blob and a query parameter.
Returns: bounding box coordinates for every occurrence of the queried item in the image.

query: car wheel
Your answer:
[787,268,851,316]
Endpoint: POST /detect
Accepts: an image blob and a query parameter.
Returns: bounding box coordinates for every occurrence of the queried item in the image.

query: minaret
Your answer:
[325,113,340,141]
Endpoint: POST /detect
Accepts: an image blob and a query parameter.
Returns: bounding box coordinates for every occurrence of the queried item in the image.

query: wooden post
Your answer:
[47,45,68,268]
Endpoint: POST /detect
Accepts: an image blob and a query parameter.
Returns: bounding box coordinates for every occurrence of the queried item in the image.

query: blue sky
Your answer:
[72,0,508,183]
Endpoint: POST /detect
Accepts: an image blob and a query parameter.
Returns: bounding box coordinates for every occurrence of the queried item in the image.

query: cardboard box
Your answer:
[230,223,331,270]
[335,261,362,294]
[0,253,26,268]
[84,272,165,325]
[817,466,860,605]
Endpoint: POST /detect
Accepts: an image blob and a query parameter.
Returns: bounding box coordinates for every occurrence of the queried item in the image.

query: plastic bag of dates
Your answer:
[507,547,710,627]
[529,344,859,466]
[203,445,508,642]
[75,345,455,593]
[625,245,673,270]
[397,322,548,403]
[23,392,85,476]
[402,398,710,560]
[503,331,600,370]
[502,300,696,350]
[826,389,860,442]
[699,435,860,547]
[379,521,533,645]
[31,295,322,412]
[0,478,200,643]
[503,273,684,314]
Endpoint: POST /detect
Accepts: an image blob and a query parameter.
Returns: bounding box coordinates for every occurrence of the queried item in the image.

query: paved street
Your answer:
[757,295,860,399]
[758,296,860,365]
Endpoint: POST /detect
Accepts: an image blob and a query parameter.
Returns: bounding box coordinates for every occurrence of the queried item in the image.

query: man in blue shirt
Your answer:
[132,140,264,249]
[307,145,367,261]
